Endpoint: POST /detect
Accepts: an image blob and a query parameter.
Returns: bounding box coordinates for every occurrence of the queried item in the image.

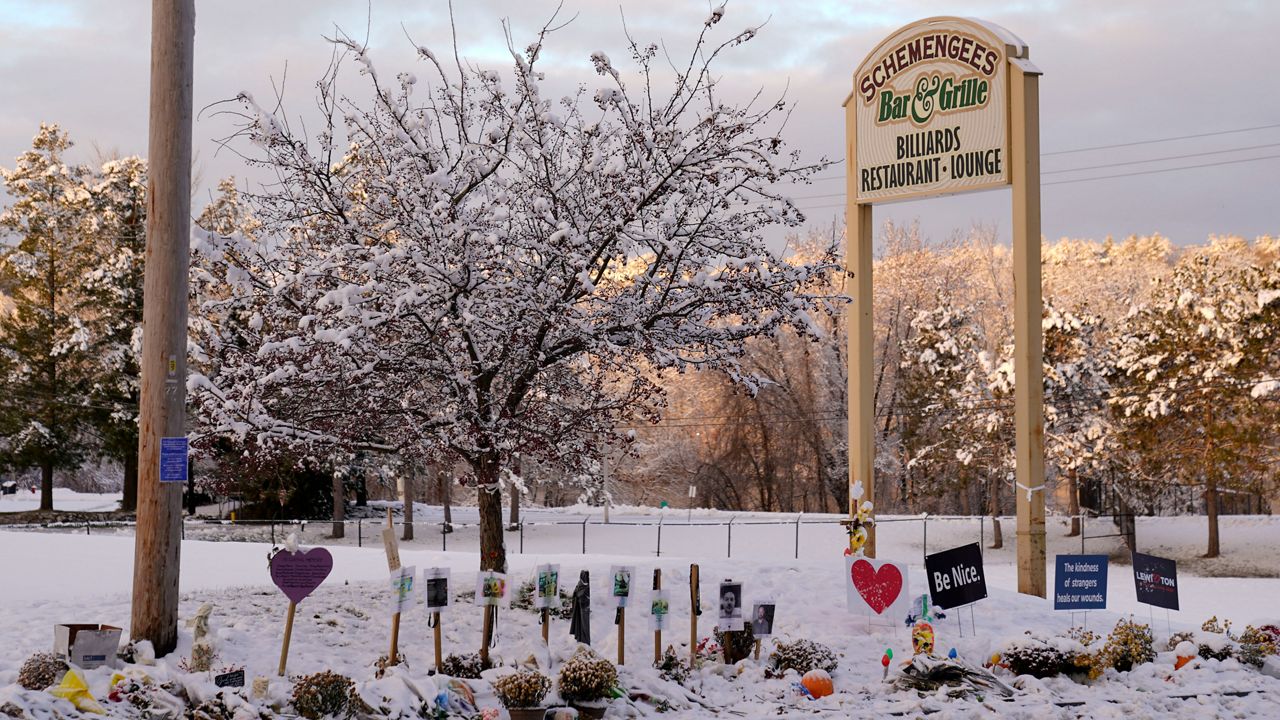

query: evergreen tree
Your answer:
[0,125,99,510]
[84,156,147,511]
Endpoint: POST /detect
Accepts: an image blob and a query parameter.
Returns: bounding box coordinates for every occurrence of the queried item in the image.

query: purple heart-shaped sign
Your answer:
[270,547,334,604]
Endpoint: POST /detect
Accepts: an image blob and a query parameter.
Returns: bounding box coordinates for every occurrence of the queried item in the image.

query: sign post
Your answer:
[383,509,403,666]
[845,18,1045,596]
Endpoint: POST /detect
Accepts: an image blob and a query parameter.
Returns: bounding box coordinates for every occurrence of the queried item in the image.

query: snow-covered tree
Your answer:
[1112,252,1280,557]
[193,9,835,570]
[84,155,147,511]
[0,125,99,510]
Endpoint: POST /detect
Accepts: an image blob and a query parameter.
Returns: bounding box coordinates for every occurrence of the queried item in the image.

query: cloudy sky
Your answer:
[1,0,1277,246]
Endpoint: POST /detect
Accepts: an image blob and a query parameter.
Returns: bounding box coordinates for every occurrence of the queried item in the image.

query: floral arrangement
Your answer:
[557,647,618,703]
[767,639,838,677]
[291,670,356,720]
[493,669,551,709]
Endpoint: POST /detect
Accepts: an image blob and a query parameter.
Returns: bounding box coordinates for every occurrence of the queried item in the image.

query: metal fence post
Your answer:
[442,522,448,552]
[519,522,524,554]
[582,517,589,555]
[357,519,362,547]
[979,515,984,553]
[1080,514,1086,554]
[727,516,735,558]
[656,515,663,557]
[86,521,90,536]
[921,515,928,563]
[270,522,275,546]
[794,513,802,560]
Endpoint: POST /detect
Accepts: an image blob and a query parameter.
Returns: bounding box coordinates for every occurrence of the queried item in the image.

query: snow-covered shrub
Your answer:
[655,646,689,684]
[714,622,756,665]
[1197,634,1235,662]
[188,692,237,720]
[999,634,1072,678]
[557,648,617,703]
[1099,619,1155,673]
[17,652,67,690]
[291,670,356,720]
[767,639,838,677]
[1165,631,1196,651]
[441,653,491,679]
[493,669,551,709]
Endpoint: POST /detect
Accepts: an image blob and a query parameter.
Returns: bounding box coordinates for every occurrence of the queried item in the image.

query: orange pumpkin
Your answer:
[800,669,833,699]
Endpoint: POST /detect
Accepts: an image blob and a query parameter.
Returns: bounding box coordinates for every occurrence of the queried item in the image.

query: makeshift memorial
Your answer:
[269,545,334,676]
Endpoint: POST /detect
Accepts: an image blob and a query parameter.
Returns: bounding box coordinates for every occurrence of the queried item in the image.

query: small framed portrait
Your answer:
[718,581,743,631]
[424,567,450,612]
[535,564,560,609]
[609,565,635,607]
[475,571,508,606]
[751,601,776,637]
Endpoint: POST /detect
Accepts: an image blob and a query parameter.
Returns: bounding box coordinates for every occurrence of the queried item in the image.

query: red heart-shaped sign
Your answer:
[270,547,334,604]
[850,559,903,615]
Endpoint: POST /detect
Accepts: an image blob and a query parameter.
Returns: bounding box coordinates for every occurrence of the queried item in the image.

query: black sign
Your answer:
[214,669,245,688]
[925,543,987,610]
[1132,552,1179,611]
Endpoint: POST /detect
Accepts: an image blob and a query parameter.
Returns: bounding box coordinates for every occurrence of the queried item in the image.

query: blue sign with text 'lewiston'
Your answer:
[1054,554,1108,610]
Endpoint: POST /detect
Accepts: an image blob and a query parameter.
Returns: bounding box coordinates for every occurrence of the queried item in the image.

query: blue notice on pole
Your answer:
[160,437,188,483]
[1054,554,1109,610]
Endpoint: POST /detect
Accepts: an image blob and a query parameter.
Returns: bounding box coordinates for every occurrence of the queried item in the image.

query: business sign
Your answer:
[159,437,188,483]
[924,542,987,609]
[1133,552,1179,611]
[852,17,1013,203]
[1054,554,1109,610]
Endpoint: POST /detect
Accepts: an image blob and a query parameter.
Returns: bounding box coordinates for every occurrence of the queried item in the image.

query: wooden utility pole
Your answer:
[1011,56,1047,598]
[130,0,194,657]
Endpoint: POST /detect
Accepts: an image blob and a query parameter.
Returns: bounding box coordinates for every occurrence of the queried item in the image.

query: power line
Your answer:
[1041,142,1280,176]
[791,153,1280,212]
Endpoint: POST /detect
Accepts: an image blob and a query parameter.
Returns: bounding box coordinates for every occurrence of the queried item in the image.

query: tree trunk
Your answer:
[1067,469,1080,537]
[402,463,415,541]
[1205,476,1220,558]
[440,467,453,529]
[331,472,345,538]
[477,463,506,572]
[40,462,54,511]
[508,483,520,529]
[989,475,1003,549]
[122,452,139,513]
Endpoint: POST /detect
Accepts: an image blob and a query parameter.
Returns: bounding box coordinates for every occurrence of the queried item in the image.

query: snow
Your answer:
[0,487,121,513]
[2,510,1280,716]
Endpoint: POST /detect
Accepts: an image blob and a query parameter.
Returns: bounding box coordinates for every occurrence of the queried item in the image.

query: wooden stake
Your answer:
[617,607,626,665]
[689,564,700,667]
[130,0,194,657]
[433,613,443,673]
[385,510,401,665]
[480,605,494,666]
[653,569,662,665]
[754,639,761,661]
[541,608,549,645]
[277,601,297,676]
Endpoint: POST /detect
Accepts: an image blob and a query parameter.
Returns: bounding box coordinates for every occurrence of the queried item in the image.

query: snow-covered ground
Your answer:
[0,487,121,513]
[2,507,1280,717]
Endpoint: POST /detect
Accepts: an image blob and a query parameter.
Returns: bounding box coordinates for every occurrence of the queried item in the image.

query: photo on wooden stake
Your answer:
[751,600,776,637]
[534,564,560,610]
[718,581,744,631]
[390,565,417,614]
[475,571,508,607]
[424,568,450,612]
[649,589,671,631]
[609,565,635,607]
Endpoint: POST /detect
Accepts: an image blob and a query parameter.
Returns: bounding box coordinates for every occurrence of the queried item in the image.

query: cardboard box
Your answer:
[54,624,122,669]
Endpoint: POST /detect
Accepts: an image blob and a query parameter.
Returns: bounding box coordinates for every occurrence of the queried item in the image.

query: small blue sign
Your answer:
[1054,554,1109,610]
[160,437,188,483]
